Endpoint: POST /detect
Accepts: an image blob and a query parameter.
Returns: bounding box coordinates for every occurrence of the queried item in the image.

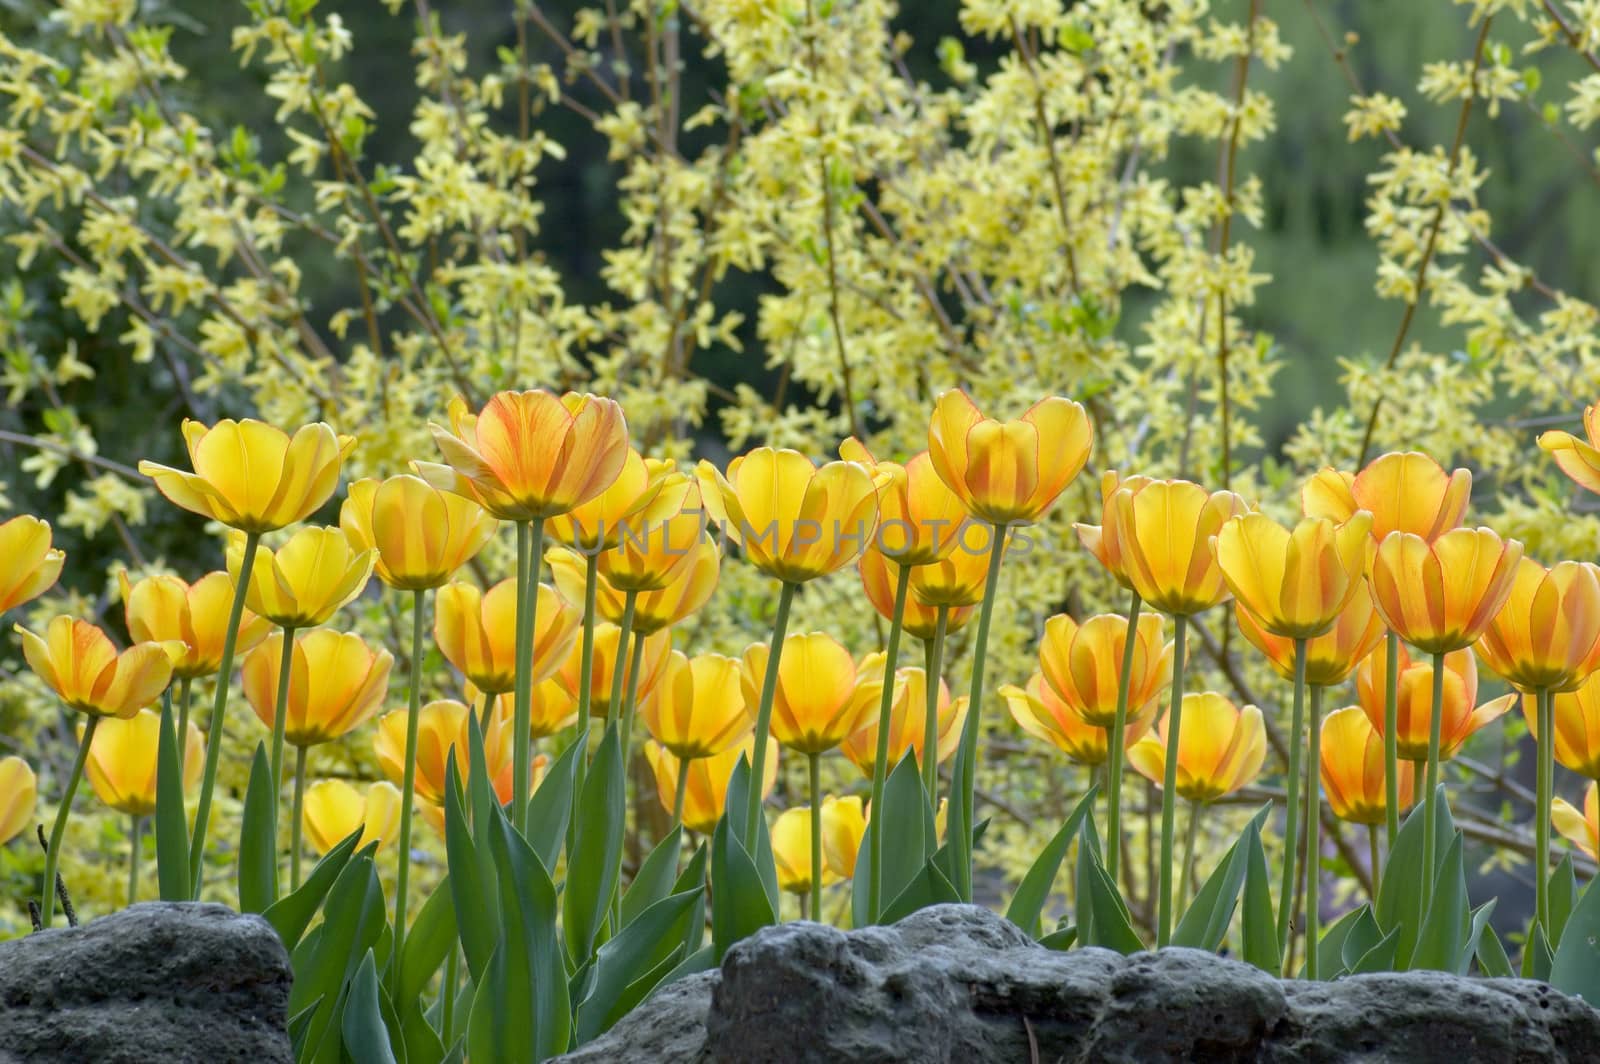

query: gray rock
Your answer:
[0,901,293,1064]
[558,904,1600,1064]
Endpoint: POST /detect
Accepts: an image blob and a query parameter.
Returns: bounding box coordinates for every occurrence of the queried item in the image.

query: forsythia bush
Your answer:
[0,0,1599,1059]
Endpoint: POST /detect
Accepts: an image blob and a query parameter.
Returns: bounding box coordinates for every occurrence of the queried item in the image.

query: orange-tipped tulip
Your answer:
[839,440,967,565]
[558,622,673,719]
[302,779,402,855]
[772,805,836,895]
[18,617,177,718]
[227,527,374,629]
[1319,706,1415,826]
[1476,558,1600,693]
[0,756,37,845]
[434,579,580,694]
[82,708,203,817]
[840,662,967,778]
[1368,527,1525,655]
[139,418,354,533]
[740,633,881,755]
[644,736,777,834]
[1234,584,1387,687]
[596,480,706,592]
[821,795,868,880]
[241,629,392,747]
[416,391,630,521]
[1526,672,1600,779]
[1074,471,1153,589]
[374,698,515,808]
[696,448,880,583]
[120,570,271,678]
[1001,673,1154,766]
[0,516,63,613]
[545,448,684,551]
[1539,403,1600,496]
[1037,613,1171,728]
[340,475,497,590]
[1127,693,1266,801]
[1106,479,1250,615]
[859,547,977,640]
[927,390,1093,525]
[548,539,720,635]
[1213,512,1373,639]
[1356,642,1513,762]
[1302,452,1471,543]
[1553,783,1600,859]
[640,652,750,760]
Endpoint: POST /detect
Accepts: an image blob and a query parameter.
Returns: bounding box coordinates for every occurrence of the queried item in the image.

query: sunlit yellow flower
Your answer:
[241,629,392,747]
[1368,527,1525,654]
[1554,783,1600,859]
[1526,670,1600,779]
[821,795,868,880]
[1234,584,1387,687]
[1539,403,1600,496]
[596,480,706,592]
[1356,642,1513,762]
[1319,706,1415,826]
[1476,558,1600,693]
[0,756,37,845]
[644,736,777,834]
[1106,479,1250,615]
[1037,613,1171,728]
[434,579,580,694]
[838,439,967,565]
[0,516,64,613]
[1001,672,1154,766]
[340,475,497,590]
[1127,693,1266,801]
[548,539,720,635]
[640,652,750,760]
[740,633,881,755]
[927,389,1093,525]
[1214,512,1372,638]
[545,448,684,551]
[227,527,374,629]
[1302,452,1471,543]
[139,418,355,534]
[840,661,967,778]
[1074,471,1153,589]
[302,779,402,856]
[416,391,630,521]
[18,617,178,719]
[120,569,271,679]
[772,805,837,895]
[557,623,673,719]
[374,698,514,809]
[464,677,578,741]
[859,547,976,640]
[82,708,203,817]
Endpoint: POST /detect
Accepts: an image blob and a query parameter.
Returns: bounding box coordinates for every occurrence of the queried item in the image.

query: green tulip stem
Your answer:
[1305,683,1324,980]
[190,529,260,895]
[952,523,1009,903]
[1383,629,1400,847]
[808,750,823,922]
[1156,612,1190,947]
[570,550,601,837]
[867,560,911,924]
[127,815,144,906]
[744,581,798,849]
[1275,637,1309,964]
[611,630,651,931]
[1536,686,1553,934]
[267,624,296,893]
[511,520,545,833]
[290,745,308,891]
[175,677,193,764]
[672,754,690,825]
[40,714,98,928]
[1420,650,1447,917]
[608,590,640,728]
[922,606,949,803]
[1367,824,1382,900]
[1106,589,1144,889]
[393,588,427,983]
[1179,799,1202,907]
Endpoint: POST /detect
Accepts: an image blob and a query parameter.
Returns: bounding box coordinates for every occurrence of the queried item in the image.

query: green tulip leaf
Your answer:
[673,843,709,957]
[526,736,580,870]
[262,829,364,952]
[1316,903,1369,979]
[1376,786,1454,968]
[1347,926,1402,974]
[575,886,703,1043]
[880,854,962,923]
[564,722,627,965]
[154,691,192,902]
[1410,831,1467,972]
[397,874,457,1008]
[621,825,684,928]
[710,809,776,961]
[854,752,938,927]
[341,950,400,1064]
[1524,921,1554,981]
[442,758,498,984]
[1476,922,1514,978]
[1038,925,1077,951]
[1550,853,1577,947]
[1007,787,1096,939]
[1458,899,1498,977]
[237,742,278,914]
[1239,822,1279,973]
[1173,810,1269,953]
[1551,875,1600,1002]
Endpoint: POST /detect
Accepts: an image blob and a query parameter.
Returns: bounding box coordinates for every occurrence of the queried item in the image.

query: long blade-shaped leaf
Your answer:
[154,692,192,902]
[1006,788,1096,939]
[237,742,278,913]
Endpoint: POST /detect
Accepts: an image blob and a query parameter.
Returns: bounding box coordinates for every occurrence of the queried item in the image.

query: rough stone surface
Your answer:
[557,904,1600,1064]
[0,902,293,1064]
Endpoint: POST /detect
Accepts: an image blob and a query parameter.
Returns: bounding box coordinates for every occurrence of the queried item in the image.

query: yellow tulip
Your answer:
[927,389,1093,525]
[1127,693,1266,801]
[1476,557,1600,693]
[1301,452,1471,543]
[340,475,497,591]
[545,448,685,551]
[140,418,355,533]
[838,440,967,565]
[415,390,630,521]
[1001,673,1154,766]
[858,547,976,640]
[18,617,178,718]
[840,662,967,778]
[1037,613,1171,728]
[374,698,515,809]
[1319,706,1415,826]
[740,633,881,755]
[1368,526,1524,655]
[241,629,392,747]
[1552,783,1600,859]
[120,570,272,679]
[1525,671,1600,779]
[81,708,204,817]
[548,539,720,635]
[558,622,673,719]
[1234,584,1386,687]
[0,756,37,845]
[1539,403,1600,496]
[1213,512,1373,639]
[821,795,868,880]
[644,736,777,834]
[465,677,579,741]
[640,651,750,760]
[1105,479,1250,615]
[227,527,374,629]
[771,805,838,895]
[302,780,403,856]
[1074,471,1153,589]
[1356,642,1513,762]
[0,515,63,613]
[695,447,880,583]
[596,480,706,592]
[434,579,580,694]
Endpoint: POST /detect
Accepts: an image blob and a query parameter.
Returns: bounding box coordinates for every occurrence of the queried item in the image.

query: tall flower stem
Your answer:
[393,589,427,982]
[512,520,546,833]
[611,631,650,931]
[290,745,308,890]
[607,590,640,728]
[1305,684,1324,980]
[808,751,823,922]
[127,815,144,906]
[672,755,690,825]
[921,607,949,802]
[190,530,260,895]
[867,561,911,923]
[1275,637,1309,963]
[1535,686,1553,934]
[267,627,297,792]
[1156,612,1190,947]
[40,715,98,928]
[1368,825,1382,899]
[1179,800,1202,906]
[570,551,601,835]
[743,581,797,849]
[952,523,1009,902]
[1383,629,1400,847]
[175,677,193,763]
[1420,650,1447,917]
[1106,590,1143,888]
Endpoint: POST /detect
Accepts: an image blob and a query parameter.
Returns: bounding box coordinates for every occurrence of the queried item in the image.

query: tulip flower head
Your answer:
[1105,479,1250,615]
[1539,403,1600,496]
[1001,672,1154,767]
[1356,642,1513,762]
[302,780,403,856]
[435,579,580,694]
[1074,471,1153,589]
[740,633,882,755]
[1319,706,1415,826]
[821,795,868,880]
[641,651,750,760]
[840,662,967,778]
[545,448,685,551]
[121,569,271,678]
[1302,452,1471,543]
[859,547,977,640]
[1476,558,1600,693]
[227,527,375,629]
[140,418,355,534]
[1234,585,1386,687]
[82,708,204,817]
[374,698,515,809]
[1552,782,1600,860]
[466,677,579,741]
[644,736,778,834]
[1213,512,1373,639]
[838,439,967,565]
[0,756,37,846]
[1368,527,1524,655]
[1525,671,1600,779]
[1127,693,1266,802]
[1037,612,1171,728]
[771,805,837,895]
[242,629,392,747]
[340,475,497,590]
[18,617,178,718]
[559,623,673,719]
[0,515,64,613]
[548,539,720,635]
[596,479,707,592]
[927,389,1093,525]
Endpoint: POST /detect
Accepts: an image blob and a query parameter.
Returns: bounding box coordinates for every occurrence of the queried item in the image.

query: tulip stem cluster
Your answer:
[921,606,949,803]
[1105,590,1143,888]
[743,581,797,849]
[267,626,297,793]
[866,562,911,922]
[393,588,427,986]
[1156,613,1190,947]
[1534,686,1553,933]
[952,524,1009,903]
[39,715,98,928]
[1420,651,1447,916]
[1275,638,1309,964]
[511,520,545,832]
[1382,629,1400,847]
[808,751,824,920]
[1304,684,1325,981]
